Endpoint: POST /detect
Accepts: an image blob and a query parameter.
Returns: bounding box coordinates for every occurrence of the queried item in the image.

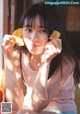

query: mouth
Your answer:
[32,43,41,47]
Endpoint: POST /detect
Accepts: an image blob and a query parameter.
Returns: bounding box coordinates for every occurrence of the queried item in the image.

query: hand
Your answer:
[41,39,62,63]
[1,34,15,59]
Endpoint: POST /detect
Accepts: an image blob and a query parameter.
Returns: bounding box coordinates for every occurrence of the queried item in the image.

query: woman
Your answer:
[2,2,79,114]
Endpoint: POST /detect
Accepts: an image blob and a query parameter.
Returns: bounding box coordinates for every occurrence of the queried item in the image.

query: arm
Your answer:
[5,51,24,110]
[31,61,50,112]
[31,57,75,112]
[2,35,24,110]
[31,39,62,112]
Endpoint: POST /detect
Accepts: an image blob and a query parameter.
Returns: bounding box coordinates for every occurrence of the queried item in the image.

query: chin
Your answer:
[27,47,44,55]
[28,49,43,55]
[29,51,42,55]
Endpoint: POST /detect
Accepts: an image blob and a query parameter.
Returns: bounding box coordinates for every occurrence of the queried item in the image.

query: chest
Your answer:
[21,53,38,87]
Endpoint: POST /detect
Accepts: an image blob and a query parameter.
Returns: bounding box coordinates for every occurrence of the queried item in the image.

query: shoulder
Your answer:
[62,55,76,70]
[51,55,75,80]
[60,55,76,81]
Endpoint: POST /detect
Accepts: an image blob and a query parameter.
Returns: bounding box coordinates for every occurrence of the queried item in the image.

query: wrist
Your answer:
[40,61,50,72]
[41,61,48,66]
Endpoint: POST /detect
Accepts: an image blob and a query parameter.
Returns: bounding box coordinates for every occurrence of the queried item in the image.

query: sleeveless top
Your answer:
[21,52,77,112]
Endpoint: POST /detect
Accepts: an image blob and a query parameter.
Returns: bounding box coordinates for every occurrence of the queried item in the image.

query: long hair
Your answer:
[18,2,79,82]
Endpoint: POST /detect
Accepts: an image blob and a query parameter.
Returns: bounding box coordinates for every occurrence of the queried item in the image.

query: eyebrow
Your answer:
[24,25,45,29]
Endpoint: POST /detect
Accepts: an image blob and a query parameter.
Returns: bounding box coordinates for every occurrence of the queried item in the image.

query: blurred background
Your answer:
[0,0,80,113]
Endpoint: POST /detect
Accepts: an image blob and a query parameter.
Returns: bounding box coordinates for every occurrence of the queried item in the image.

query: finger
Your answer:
[52,39,62,48]
[2,40,14,48]
[51,39,62,53]
[45,43,58,54]
[45,46,58,56]
[2,36,15,48]
[2,34,12,41]
[2,35,16,45]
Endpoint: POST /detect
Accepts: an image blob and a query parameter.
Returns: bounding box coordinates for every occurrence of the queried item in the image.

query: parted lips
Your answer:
[12,28,24,46]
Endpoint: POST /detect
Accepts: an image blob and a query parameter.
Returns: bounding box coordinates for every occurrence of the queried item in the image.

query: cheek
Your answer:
[22,30,30,38]
[40,34,49,43]
[40,37,48,45]
[24,38,31,43]
[23,34,30,38]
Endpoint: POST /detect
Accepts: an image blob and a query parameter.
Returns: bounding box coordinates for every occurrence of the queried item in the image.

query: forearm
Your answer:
[6,72,23,110]
[31,62,50,111]
[2,35,24,110]
[5,57,24,110]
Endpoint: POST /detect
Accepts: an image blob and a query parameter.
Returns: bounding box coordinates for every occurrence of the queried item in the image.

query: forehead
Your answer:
[24,15,44,28]
[33,15,41,26]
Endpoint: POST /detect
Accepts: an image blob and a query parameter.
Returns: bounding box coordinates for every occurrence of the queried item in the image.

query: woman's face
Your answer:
[22,15,48,55]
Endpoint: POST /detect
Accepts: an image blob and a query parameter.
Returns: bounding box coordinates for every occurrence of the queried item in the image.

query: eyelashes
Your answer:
[23,27,47,33]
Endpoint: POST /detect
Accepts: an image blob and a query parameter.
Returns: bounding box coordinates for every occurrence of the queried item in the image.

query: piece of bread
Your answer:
[49,31,61,40]
[12,28,24,46]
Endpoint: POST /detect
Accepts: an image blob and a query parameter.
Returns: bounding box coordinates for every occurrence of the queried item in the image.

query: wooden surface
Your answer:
[75,85,80,114]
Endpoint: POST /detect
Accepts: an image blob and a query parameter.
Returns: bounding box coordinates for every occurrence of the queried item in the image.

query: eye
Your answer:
[40,29,47,33]
[25,28,32,32]
[23,27,32,33]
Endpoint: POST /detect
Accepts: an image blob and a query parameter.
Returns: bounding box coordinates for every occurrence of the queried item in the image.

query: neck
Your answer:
[30,54,41,61]
[29,54,41,70]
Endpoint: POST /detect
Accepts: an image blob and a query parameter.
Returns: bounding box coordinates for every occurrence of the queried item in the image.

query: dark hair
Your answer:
[19,2,79,82]
[20,3,62,37]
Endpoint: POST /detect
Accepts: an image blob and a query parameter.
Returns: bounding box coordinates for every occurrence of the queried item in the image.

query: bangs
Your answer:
[23,14,48,31]
[20,3,58,36]
[23,15,44,27]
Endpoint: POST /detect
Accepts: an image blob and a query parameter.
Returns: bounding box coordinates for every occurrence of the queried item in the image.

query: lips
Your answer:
[32,40,41,47]
[32,43,40,46]
[32,43,41,48]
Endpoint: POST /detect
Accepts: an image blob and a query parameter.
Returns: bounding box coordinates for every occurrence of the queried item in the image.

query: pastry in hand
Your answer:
[12,28,24,46]
[49,31,61,40]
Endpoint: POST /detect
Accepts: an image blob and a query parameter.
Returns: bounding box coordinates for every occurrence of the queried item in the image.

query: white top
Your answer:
[21,52,77,112]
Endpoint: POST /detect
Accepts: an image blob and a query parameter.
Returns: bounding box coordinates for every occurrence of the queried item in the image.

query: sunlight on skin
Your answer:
[23,38,33,53]
[23,53,29,66]
[13,51,20,66]
[32,88,47,103]
[6,59,14,71]
[0,69,2,86]
[52,39,62,53]
[14,59,20,66]
[15,72,21,80]
[32,63,49,104]
[45,39,62,57]
[6,88,14,101]
[0,69,5,102]
[24,38,45,55]
[15,87,20,96]
[15,97,20,105]
[13,51,20,58]
[39,65,48,87]
[32,93,39,103]
[6,88,20,105]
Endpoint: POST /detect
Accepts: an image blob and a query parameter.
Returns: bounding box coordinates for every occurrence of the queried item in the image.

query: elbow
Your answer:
[32,100,49,113]
[6,89,24,111]
[31,91,49,112]
[6,96,23,111]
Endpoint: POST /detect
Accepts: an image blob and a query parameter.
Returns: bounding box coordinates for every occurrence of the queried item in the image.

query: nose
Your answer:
[31,32,38,41]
